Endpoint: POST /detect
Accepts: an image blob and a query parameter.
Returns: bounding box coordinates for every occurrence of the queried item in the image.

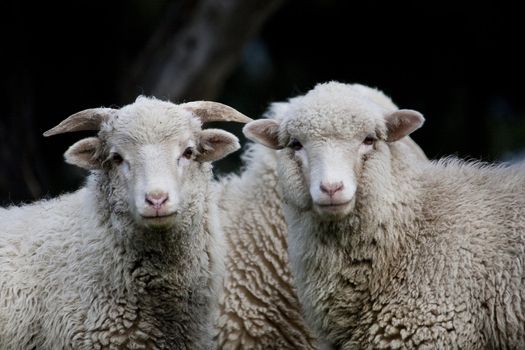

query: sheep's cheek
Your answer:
[121,161,131,178]
[295,149,310,185]
[177,157,191,168]
[278,154,312,211]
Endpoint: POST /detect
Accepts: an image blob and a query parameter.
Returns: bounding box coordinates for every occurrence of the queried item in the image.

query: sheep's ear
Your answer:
[385,109,425,142]
[64,137,102,170]
[242,119,282,149]
[197,129,240,162]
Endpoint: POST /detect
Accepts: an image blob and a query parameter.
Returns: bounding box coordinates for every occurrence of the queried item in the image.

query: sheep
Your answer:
[243,81,525,349]
[0,96,251,349]
[215,83,428,349]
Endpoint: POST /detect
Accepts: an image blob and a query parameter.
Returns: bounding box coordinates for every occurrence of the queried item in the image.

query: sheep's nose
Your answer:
[145,191,169,209]
[320,181,344,197]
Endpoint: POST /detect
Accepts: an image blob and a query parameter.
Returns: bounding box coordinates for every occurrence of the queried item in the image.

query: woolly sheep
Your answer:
[0,97,251,349]
[244,81,525,349]
[216,83,427,349]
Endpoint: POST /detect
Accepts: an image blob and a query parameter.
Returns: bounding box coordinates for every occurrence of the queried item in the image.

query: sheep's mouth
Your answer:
[140,211,176,220]
[315,201,351,208]
[140,212,176,219]
[313,200,353,217]
[139,212,177,230]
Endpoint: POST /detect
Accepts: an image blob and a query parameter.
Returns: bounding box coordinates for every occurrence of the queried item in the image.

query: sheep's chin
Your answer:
[137,214,177,231]
[312,199,354,220]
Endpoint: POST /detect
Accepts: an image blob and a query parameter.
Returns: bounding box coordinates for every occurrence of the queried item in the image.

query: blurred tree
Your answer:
[0,69,43,201]
[123,0,284,101]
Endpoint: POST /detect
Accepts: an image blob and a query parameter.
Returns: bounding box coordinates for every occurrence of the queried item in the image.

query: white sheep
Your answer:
[0,96,251,349]
[243,81,525,349]
[215,83,427,349]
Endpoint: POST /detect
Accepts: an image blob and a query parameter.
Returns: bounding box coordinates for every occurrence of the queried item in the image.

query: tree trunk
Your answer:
[122,0,284,102]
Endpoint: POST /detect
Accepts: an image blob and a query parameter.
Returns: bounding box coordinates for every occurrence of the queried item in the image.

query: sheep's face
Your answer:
[103,134,200,230]
[278,121,377,219]
[98,123,217,230]
[55,97,246,231]
[244,83,424,221]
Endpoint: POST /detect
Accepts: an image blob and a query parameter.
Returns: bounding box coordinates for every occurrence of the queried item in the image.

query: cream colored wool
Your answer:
[244,81,525,349]
[215,143,318,349]
[0,96,249,349]
[216,83,427,349]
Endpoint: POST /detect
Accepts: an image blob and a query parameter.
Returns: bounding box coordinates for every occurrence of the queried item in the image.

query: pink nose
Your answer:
[145,192,169,209]
[320,181,344,197]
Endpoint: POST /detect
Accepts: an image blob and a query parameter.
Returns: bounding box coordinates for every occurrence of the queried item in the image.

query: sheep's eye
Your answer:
[363,135,376,146]
[288,138,303,151]
[182,147,193,159]
[111,153,124,165]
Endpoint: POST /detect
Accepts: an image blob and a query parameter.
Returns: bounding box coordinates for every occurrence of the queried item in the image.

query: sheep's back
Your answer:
[216,144,317,349]
[0,189,99,349]
[412,160,525,347]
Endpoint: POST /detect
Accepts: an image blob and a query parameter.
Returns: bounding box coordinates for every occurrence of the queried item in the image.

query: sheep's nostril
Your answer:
[320,182,344,197]
[145,192,169,208]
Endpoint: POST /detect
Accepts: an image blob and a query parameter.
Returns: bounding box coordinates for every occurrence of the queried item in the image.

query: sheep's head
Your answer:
[243,82,424,220]
[44,96,251,230]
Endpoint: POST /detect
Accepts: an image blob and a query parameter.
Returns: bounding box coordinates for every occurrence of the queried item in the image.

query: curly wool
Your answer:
[288,158,525,349]
[0,181,221,349]
[215,144,317,350]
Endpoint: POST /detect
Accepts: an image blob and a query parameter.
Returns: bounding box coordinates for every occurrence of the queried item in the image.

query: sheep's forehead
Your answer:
[104,100,201,146]
[283,99,385,141]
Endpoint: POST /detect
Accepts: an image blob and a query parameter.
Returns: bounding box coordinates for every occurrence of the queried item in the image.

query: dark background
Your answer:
[1,0,524,205]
